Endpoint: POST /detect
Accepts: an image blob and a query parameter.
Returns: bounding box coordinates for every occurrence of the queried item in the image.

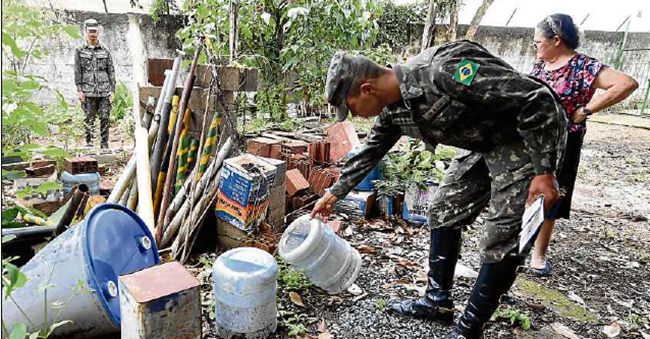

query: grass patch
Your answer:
[515,278,598,323]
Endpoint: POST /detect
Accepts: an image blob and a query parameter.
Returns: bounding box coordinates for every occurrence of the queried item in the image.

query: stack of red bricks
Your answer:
[245,122,362,226]
[308,167,340,196]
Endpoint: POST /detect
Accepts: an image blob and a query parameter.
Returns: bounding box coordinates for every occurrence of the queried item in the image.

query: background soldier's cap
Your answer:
[325,51,363,122]
[84,19,99,31]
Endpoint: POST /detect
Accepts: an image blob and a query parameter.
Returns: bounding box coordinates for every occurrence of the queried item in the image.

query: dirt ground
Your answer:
[192,119,650,339]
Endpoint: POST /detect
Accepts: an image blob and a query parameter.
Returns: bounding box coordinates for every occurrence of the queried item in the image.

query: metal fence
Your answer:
[617,48,650,115]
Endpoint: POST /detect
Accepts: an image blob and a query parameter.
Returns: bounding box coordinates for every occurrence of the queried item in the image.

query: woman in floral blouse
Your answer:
[529,14,638,276]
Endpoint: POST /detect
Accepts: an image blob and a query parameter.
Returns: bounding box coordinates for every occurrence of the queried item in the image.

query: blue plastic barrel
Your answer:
[61,170,100,195]
[347,146,383,191]
[1,203,159,338]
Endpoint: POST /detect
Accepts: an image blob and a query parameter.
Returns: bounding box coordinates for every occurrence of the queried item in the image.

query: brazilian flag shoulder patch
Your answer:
[452,58,480,86]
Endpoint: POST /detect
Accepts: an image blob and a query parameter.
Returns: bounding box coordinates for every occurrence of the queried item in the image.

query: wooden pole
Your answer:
[505,8,517,27]
[229,0,239,62]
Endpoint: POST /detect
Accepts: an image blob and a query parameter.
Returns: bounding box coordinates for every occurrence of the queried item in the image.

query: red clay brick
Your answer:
[326,122,360,162]
[285,168,310,197]
[247,137,281,158]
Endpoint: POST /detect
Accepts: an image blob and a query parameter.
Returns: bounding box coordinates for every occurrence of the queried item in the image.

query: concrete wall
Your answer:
[395,24,650,106]
[19,10,183,105]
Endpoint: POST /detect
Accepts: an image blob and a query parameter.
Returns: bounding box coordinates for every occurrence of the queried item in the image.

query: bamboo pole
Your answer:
[153,95,180,216]
[107,58,181,204]
[55,184,89,236]
[163,137,233,249]
[156,43,203,243]
[134,109,155,233]
[151,56,182,190]
[127,182,138,211]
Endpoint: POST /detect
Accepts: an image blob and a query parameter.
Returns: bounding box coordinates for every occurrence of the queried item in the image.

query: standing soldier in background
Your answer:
[74,18,115,149]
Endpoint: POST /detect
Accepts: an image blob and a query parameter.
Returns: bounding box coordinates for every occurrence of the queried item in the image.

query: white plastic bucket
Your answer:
[278,215,362,294]
[212,247,278,339]
[1,203,159,338]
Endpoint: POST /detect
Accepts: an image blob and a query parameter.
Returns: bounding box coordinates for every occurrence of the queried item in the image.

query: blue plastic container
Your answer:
[2,203,160,338]
[347,146,383,191]
[61,170,100,195]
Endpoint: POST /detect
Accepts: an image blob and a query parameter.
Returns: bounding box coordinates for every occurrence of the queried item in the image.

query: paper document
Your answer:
[519,195,545,254]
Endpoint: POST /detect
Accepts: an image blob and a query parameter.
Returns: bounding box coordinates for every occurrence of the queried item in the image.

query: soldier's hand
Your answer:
[77,91,85,103]
[109,92,115,103]
[527,173,559,212]
[311,191,339,222]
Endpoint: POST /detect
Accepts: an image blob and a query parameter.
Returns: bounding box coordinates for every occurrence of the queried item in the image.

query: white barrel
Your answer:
[212,247,278,339]
[1,203,159,338]
[279,215,362,294]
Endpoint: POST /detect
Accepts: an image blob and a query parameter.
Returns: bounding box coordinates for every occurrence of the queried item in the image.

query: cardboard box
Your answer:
[218,154,277,206]
[215,190,269,231]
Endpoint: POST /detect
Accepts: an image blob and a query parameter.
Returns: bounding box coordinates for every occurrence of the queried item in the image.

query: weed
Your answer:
[276,258,312,292]
[494,306,532,330]
[375,298,388,311]
[244,117,270,134]
[278,310,309,337]
[625,312,646,328]
[286,322,308,337]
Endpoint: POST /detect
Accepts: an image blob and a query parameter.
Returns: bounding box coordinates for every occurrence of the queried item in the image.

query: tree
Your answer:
[421,0,437,52]
[465,0,494,40]
[178,0,393,121]
[447,0,459,41]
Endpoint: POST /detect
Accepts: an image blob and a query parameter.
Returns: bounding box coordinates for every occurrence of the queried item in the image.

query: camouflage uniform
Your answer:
[327,40,567,263]
[74,32,115,147]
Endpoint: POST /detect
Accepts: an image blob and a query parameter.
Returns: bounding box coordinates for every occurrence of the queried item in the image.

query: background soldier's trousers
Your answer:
[83,96,111,147]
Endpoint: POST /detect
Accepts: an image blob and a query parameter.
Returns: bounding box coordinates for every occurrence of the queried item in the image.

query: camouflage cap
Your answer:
[84,19,99,31]
[325,51,362,122]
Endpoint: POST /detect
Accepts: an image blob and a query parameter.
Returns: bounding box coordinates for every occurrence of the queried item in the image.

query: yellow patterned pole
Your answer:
[197,112,221,179]
[153,96,180,216]
[174,108,192,194]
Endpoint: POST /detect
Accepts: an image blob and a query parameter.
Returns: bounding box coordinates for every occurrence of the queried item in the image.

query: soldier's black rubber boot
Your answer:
[388,227,462,323]
[444,255,524,339]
